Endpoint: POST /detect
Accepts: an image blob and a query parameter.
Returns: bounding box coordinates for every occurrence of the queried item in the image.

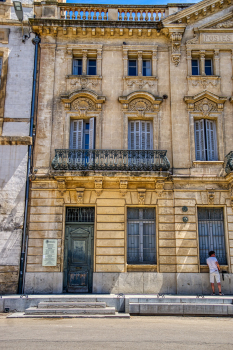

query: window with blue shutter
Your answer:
[70,118,95,149]
[73,59,82,75]
[194,119,217,161]
[128,120,152,150]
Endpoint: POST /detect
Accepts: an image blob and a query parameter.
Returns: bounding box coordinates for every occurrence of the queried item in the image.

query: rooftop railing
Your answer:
[51,149,170,172]
[59,5,167,22]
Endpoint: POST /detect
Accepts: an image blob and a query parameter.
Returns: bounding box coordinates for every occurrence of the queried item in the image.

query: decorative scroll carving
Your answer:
[57,179,66,195]
[128,98,153,116]
[138,189,146,205]
[125,79,156,89]
[230,184,233,210]
[207,190,215,205]
[71,78,100,89]
[119,179,128,196]
[191,78,219,89]
[95,178,103,196]
[214,19,233,28]
[194,98,218,116]
[170,32,183,67]
[76,188,85,204]
[186,34,199,45]
[72,98,95,111]
[155,181,165,197]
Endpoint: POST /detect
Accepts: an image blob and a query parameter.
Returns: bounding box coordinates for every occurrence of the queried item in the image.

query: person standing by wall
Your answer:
[206,251,223,296]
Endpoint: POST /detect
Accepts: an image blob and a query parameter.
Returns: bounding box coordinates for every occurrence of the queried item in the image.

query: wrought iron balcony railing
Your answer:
[225,151,233,174]
[51,149,170,172]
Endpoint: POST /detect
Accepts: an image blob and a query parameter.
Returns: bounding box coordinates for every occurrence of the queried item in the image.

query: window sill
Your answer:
[192,161,224,167]
[66,75,101,79]
[127,264,157,272]
[200,265,228,273]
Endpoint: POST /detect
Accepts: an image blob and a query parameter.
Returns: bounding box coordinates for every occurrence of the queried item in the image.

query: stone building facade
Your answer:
[0,0,35,294]
[25,0,233,295]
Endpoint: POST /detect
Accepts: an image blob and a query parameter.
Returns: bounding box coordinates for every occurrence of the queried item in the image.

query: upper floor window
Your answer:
[128,59,137,76]
[70,118,95,149]
[194,119,217,161]
[73,59,82,75]
[128,120,153,150]
[143,60,151,76]
[191,58,213,76]
[87,59,96,75]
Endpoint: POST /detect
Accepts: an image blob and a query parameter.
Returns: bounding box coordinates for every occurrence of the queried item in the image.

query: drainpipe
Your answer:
[18,35,40,294]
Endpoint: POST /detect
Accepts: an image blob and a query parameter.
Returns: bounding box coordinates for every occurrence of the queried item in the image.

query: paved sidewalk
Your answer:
[0,315,233,349]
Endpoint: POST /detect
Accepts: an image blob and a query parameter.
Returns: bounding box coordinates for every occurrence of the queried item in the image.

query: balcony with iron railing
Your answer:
[51,149,170,172]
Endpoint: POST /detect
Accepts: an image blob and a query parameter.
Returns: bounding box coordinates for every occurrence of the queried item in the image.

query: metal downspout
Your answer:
[18,35,40,294]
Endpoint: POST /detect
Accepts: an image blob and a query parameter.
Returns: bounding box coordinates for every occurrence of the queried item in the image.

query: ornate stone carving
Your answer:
[214,19,233,28]
[70,77,100,89]
[207,190,215,205]
[76,188,85,204]
[137,189,146,205]
[57,179,66,195]
[191,78,219,89]
[194,98,217,116]
[170,32,183,67]
[95,178,103,196]
[155,181,165,197]
[119,179,128,196]
[125,79,156,89]
[128,98,153,116]
[230,184,233,210]
[72,98,96,116]
[186,35,199,45]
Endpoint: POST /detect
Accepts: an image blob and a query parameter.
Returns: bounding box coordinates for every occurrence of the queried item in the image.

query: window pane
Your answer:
[192,59,199,75]
[143,60,151,76]
[128,60,137,76]
[205,59,212,75]
[127,208,156,264]
[88,59,96,75]
[73,59,82,75]
[198,208,227,265]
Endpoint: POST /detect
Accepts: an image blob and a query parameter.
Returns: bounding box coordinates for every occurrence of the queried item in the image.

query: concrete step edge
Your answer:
[38,302,107,309]
[7,312,130,319]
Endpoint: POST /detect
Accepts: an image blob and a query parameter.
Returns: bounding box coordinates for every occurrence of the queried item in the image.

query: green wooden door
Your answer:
[64,224,94,293]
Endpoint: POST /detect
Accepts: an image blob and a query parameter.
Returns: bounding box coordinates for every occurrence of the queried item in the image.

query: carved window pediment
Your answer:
[184,91,227,114]
[119,91,163,116]
[61,90,105,114]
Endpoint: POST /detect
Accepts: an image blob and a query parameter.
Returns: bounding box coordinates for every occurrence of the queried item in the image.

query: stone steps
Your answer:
[7,299,130,319]
[38,301,106,309]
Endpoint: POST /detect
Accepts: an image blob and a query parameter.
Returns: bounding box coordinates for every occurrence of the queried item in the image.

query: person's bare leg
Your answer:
[211,283,215,294]
[217,283,222,294]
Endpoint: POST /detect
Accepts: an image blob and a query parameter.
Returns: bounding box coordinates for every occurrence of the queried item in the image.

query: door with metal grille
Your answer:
[198,208,227,265]
[127,208,156,264]
[64,207,94,293]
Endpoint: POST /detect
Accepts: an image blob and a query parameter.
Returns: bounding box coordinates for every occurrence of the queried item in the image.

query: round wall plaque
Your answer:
[182,206,188,212]
[183,216,188,223]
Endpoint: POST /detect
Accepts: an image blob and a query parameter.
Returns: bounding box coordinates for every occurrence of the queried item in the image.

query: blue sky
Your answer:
[67,0,198,4]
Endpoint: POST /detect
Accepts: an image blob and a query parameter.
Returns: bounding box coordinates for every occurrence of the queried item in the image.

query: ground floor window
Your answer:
[198,207,227,265]
[127,208,156,264]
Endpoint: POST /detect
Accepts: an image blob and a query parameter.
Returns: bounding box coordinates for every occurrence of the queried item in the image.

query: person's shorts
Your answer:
[210,271,220,283]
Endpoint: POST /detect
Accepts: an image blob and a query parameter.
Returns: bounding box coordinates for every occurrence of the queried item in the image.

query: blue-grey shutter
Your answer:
[89,117,95,150]
[206,119,217,161]
[194,119,205,161]
[70,119,83,149]
[129,121,152,150]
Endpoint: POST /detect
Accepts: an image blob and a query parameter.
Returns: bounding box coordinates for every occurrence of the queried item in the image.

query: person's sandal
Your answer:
[219,293,224,296]
[211,293,215,296]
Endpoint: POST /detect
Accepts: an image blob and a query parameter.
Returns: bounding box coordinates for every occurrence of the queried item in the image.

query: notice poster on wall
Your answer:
[42,239,57,266]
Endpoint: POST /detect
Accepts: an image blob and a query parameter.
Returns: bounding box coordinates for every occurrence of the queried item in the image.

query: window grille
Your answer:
[198,208,227,265]
[127,208,156,264]
[66,207,95,222]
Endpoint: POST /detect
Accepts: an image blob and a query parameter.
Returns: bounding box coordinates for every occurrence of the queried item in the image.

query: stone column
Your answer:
[97,49,102,76]
[82,50,87,75]
[66,48,73,75]
[214,49,220,76]
[200,50,205,75]
[152,49,157,76]
[138,51,142,76]
[186,49,192,76]
[123,49,128,76]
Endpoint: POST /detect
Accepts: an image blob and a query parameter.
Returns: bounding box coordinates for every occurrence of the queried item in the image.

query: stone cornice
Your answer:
[163,0,232,25]
[0,136,32,145]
